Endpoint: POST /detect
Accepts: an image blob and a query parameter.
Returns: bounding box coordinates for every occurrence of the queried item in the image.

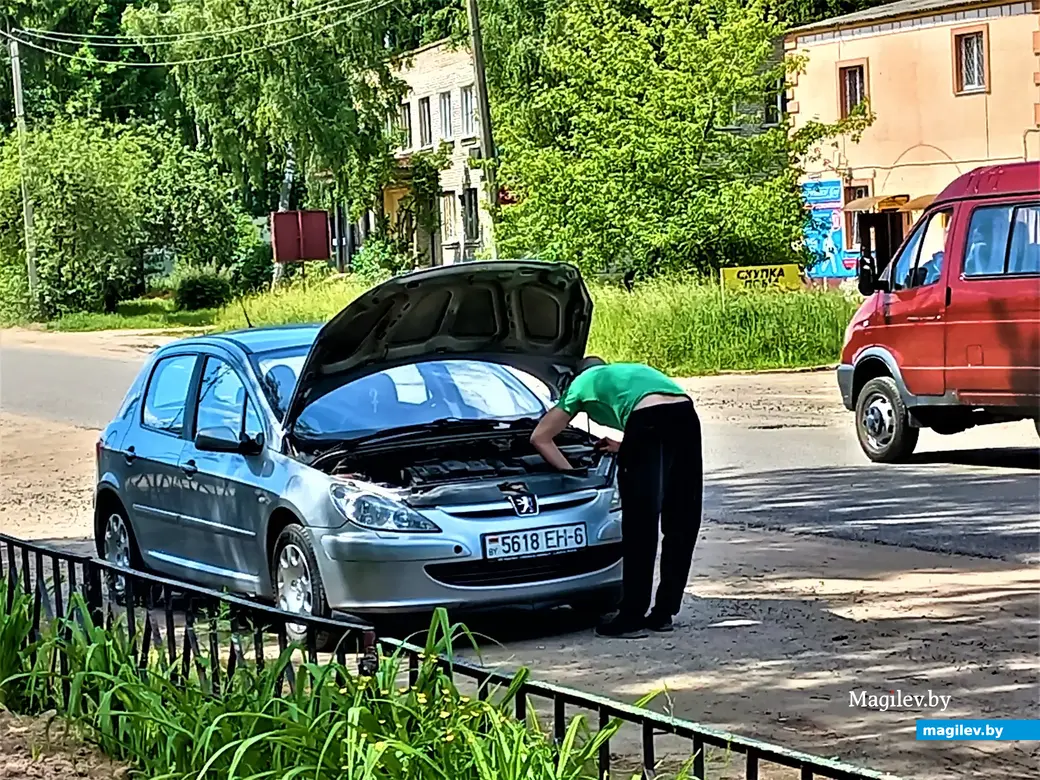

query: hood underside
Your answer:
[284,261,593,432]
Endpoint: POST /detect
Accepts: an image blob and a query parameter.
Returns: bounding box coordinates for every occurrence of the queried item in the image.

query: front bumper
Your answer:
[837,364,855,410]
[310,488,623,614]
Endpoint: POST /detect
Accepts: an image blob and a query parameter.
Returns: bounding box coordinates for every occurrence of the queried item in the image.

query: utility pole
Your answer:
[465,0,498,259]
[8,31,38,303]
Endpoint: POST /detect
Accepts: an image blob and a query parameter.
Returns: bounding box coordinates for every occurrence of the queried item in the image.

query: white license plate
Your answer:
[484,524,587,560]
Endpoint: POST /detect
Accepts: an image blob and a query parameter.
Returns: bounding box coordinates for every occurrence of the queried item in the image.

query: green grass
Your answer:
[1,585,695,780]
[29,275,859,376]
[46,297,221,332]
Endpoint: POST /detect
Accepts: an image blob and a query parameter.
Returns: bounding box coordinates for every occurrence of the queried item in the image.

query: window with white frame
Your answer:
[955,30,986,93]
[839,64,866,119]
[418,97,432,148]
[461,85,476,137]
[439,91,453,140]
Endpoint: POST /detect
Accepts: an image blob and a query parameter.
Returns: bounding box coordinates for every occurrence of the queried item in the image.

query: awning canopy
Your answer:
[843,194,909,212]
[898,194,937,212]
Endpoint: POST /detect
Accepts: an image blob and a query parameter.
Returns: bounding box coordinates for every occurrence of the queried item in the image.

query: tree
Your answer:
[479,0,871,276]
[123,0,416,215]
[0,118,150,315]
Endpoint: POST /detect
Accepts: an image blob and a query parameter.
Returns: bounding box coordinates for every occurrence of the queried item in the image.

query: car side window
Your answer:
[195,357,254,436]
[962,203,1040,278]
[1007,205,1040,276]
[911,209,952,288]
[889,223,925,291]
[964,205,1013,277]
[143,355,197,436]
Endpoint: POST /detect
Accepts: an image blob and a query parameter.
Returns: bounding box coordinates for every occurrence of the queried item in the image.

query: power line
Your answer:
[19,0,371,48]
[1,1,395,69]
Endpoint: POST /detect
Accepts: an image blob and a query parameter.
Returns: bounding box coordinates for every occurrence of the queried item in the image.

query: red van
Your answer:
[838,162,1040,462]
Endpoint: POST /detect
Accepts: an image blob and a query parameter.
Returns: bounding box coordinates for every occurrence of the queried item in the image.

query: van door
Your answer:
[878,207,954,397]
[946,200,1040,406]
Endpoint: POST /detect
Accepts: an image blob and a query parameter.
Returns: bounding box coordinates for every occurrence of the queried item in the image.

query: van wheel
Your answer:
[271,525,336,652]
[855,377,919,463]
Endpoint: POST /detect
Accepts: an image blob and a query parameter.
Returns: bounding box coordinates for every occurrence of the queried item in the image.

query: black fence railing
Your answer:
[0,532,899,780]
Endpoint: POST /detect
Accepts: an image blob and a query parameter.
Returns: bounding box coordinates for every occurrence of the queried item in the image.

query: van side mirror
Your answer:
[857,257,876,296]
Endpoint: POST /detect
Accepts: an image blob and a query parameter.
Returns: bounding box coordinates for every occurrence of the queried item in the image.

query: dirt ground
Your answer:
[0,711,126,780]
[1,328,1038,779]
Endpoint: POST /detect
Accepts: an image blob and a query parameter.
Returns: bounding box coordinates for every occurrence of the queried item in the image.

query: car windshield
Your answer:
[256,351,550,440]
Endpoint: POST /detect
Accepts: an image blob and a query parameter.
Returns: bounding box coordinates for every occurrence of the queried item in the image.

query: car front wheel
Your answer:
[271,524,334,650]
[855,376,919,463]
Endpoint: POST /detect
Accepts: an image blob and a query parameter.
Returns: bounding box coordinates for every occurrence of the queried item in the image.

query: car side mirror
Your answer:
[195,426,251,454]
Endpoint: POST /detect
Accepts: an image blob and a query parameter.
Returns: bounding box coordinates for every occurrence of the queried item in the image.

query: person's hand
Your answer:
[595,437,621,454]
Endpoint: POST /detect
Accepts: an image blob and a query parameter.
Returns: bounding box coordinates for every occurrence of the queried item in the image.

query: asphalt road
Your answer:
[2,344,1038,562]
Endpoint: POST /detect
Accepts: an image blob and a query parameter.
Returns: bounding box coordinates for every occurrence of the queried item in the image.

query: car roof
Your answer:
[173,324,321,356]
[934,162,1040,207]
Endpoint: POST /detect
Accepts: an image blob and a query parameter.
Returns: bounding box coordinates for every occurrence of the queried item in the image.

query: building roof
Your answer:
[789,0,1001,34]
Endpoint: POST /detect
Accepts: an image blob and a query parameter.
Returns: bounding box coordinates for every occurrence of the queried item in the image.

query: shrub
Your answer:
[172,263,233,311]
[350,238,411,282]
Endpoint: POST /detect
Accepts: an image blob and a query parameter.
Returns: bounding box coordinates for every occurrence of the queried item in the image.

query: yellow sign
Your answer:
[720,264,802,292]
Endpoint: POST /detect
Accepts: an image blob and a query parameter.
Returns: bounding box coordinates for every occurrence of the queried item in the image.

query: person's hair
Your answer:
[578,356,606,374]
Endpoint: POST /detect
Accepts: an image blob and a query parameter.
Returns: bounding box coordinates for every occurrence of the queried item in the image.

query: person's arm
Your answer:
[530,407,576,471]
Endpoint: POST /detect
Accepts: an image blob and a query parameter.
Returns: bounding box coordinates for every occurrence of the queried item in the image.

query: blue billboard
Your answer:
[801,180,857,279]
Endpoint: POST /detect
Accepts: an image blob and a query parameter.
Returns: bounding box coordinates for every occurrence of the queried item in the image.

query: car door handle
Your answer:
[907,315,941,322]
[123,446,136,465]
[181,459,198,477]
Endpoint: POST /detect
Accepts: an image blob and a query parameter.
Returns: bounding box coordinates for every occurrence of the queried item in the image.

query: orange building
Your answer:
[786,0,1040,278]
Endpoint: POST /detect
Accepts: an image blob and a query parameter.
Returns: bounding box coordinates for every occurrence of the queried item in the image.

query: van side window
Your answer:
[890,209,951,290]
[964,204,1040,277]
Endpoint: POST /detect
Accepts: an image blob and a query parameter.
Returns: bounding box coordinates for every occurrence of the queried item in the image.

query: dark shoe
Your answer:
[646,612,674,633]
[595,614,648,639]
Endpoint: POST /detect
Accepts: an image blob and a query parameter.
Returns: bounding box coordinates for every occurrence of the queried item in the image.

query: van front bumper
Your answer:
[837,364,855,410]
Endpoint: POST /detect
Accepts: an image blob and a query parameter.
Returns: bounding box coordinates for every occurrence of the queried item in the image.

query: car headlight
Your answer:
[330,484,440,532]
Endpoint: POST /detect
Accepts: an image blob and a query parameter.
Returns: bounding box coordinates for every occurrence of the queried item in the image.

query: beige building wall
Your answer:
[787,0,1040,276]
[386,41,494,266]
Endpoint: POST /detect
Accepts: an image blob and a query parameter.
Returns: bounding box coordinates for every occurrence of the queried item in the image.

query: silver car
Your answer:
[94,262,623,633]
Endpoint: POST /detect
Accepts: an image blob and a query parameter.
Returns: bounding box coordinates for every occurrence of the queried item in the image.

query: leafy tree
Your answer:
[0,1,187,131]
[0,118,252,317]
[0,117,150,315]
[479,0,871,276]
[123,0,415,215]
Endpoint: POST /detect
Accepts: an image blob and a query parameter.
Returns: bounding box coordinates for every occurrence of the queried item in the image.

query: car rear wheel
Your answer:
[96,501,141,603]
[855,377,919,463]
[271,525,335,651]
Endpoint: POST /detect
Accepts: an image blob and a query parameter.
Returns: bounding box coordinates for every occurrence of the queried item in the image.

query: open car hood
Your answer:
[283,261,593,435]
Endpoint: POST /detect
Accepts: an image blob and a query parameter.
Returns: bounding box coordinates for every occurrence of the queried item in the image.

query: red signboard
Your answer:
[271,210,331,263]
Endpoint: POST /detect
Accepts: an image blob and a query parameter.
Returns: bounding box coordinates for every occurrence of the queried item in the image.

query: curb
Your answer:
[715,364,838,376]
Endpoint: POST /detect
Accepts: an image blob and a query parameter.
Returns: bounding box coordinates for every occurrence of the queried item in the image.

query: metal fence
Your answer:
[0,532,898,780]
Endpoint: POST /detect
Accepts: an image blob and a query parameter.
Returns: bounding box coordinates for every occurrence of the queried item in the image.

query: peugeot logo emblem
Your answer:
[509,494,539,516]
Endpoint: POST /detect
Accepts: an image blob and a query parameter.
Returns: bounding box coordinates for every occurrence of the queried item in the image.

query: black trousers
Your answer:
[616,399,703,619]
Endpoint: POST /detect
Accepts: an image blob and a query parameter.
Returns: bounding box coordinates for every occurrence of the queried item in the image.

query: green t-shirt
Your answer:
[556,363,686,431]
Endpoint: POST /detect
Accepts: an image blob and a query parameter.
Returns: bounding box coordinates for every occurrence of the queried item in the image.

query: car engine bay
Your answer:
[322,428,605,490]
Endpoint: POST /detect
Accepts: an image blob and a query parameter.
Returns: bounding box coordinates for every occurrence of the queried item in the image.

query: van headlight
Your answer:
[330,484,440,532]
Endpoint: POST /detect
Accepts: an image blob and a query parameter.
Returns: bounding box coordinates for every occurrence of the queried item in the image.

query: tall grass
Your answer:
[213,276,857,376]
[38,273,858,376]
[0,585,694,779]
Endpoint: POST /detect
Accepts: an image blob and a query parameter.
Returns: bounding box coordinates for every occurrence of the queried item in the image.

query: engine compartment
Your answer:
[326,428,604,489]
